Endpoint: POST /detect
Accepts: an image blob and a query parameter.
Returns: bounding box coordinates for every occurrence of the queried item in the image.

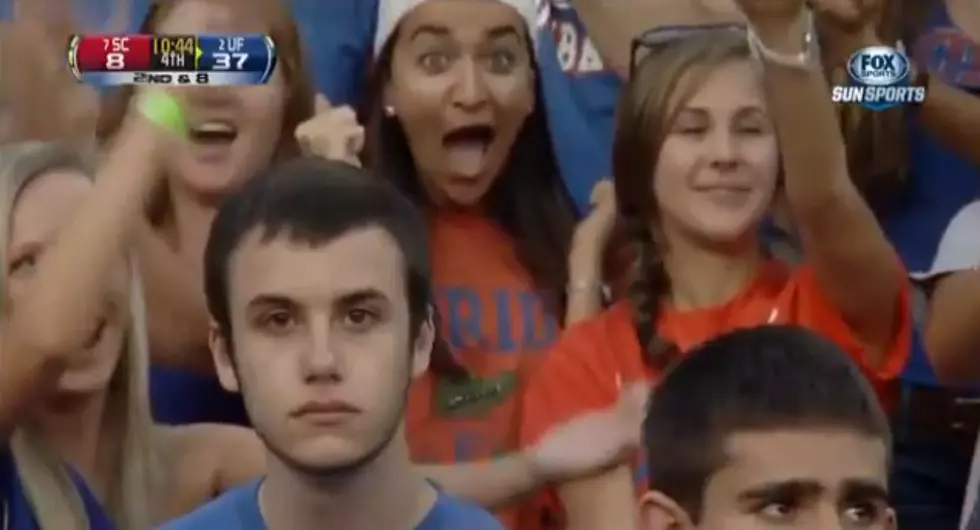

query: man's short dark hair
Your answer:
[203,156,432,340]
[644,325,892,519]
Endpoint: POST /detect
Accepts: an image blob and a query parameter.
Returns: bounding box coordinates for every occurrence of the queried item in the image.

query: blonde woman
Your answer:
[0,143,121,530]
[0,109,266,530]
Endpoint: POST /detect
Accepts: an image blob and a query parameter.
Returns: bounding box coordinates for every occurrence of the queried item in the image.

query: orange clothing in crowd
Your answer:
[407,212,560,529]
[517,260,912,529]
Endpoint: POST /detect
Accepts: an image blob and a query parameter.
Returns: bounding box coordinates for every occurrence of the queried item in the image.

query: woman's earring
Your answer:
[384,105,396,117]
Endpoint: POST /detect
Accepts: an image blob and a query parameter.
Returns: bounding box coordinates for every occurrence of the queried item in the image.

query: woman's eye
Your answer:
[487,50,517,72]
[419,52,451,72]
[9,253,37,275]
[675,126,707,136]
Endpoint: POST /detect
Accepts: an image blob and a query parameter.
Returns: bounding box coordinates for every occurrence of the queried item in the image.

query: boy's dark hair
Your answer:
[644,325,892,519]
[203,156,431,346]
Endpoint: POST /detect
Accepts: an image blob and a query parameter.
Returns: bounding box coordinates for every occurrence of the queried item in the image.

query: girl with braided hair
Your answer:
[519,3,914,527]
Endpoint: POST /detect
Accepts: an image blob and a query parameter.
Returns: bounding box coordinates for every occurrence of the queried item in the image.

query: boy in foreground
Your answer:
[639,325,898,530]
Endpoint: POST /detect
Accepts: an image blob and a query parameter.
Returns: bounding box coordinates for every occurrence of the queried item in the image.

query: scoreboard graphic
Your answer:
[68,34,277,86]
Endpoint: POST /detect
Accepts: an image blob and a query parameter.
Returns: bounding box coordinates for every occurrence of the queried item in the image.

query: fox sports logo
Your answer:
[830,46,927,111]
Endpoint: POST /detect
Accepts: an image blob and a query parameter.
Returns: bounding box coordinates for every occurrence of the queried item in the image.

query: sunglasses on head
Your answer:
[629,23,746,77]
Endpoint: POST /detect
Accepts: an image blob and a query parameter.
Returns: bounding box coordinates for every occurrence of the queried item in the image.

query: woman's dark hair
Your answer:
[612,32,751,369]
[359,28,578,323]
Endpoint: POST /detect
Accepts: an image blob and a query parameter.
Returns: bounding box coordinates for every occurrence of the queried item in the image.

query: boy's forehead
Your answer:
[712,428,889,491]
[227,227,406,303]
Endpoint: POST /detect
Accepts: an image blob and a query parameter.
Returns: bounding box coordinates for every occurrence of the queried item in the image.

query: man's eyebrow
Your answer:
[737,479,823,503]
[246,293,294,310]
[333,288,388,308]
[840,479,888,503]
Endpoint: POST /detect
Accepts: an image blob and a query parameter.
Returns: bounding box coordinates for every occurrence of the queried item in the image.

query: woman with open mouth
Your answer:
[97,0,315,427]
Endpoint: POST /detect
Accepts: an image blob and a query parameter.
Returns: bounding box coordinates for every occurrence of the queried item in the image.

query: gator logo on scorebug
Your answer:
[831,46,927,111]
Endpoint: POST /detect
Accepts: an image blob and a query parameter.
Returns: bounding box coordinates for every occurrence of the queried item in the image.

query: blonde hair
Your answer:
[0,142,163,530]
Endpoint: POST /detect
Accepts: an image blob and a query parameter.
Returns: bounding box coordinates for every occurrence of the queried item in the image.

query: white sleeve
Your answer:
[962,430,980,529]
[910,200,980,279]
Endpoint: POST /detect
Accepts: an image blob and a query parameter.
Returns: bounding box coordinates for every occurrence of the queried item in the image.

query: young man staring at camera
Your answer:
[158,157,501,529]
[640,325,897,530]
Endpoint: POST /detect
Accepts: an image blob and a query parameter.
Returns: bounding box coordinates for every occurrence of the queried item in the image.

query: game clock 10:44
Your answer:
[831,45,927,111]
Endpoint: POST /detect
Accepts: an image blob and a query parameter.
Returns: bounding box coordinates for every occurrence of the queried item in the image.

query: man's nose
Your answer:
[302,319,344,381]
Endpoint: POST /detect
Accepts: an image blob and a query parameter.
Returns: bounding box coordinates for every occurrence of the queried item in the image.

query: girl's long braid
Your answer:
[624,217,678,369]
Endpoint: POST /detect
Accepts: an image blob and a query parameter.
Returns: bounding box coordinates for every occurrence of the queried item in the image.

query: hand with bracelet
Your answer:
[566,179,617,323]
[737,0,814,59]
[810,0,885,68]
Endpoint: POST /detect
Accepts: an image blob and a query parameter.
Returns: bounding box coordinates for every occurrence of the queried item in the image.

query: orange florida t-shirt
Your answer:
[407,211,560,529]
[518,260,911,529]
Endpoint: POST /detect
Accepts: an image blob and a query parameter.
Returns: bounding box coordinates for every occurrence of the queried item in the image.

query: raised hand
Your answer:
[810,0,884,66]
[732,0,806,27]
[809,0,882,31]
[525,381,650,483]
[294,94,365,167]
[572,179,618,260]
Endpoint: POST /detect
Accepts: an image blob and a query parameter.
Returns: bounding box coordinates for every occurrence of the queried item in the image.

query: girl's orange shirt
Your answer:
[516,260,912,529]
[408,211,560,529]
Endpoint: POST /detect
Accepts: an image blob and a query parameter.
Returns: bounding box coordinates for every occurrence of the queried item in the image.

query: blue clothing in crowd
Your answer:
[879,4,980,530]
[535,0,620,214]
[156,479,503,530]
[0,445,113,530]
[884,4,980,388]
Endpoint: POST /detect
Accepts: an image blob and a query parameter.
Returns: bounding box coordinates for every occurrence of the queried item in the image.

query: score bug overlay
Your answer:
[830,45,927,111]
[68,33,277,87]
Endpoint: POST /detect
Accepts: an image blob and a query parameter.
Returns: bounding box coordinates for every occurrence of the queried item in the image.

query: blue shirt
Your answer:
[155,479,503,530]
[879,6,980,386]
[536,0,621,214]
[0,444,113,530]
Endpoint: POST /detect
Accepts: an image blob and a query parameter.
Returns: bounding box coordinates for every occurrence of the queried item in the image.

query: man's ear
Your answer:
[638,490,696,530]
[208,320,240,393]
[411,305,435,377]
[882,506,897,530]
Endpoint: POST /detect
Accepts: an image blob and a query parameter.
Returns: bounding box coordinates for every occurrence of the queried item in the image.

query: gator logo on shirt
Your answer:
[432,371,518,418]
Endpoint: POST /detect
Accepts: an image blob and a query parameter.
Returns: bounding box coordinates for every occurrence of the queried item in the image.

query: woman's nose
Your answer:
[450,59,489,112]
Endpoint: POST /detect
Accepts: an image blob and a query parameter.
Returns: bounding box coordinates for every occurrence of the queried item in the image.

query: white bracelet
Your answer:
[746,10,818,70]
[567,280,612,300]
